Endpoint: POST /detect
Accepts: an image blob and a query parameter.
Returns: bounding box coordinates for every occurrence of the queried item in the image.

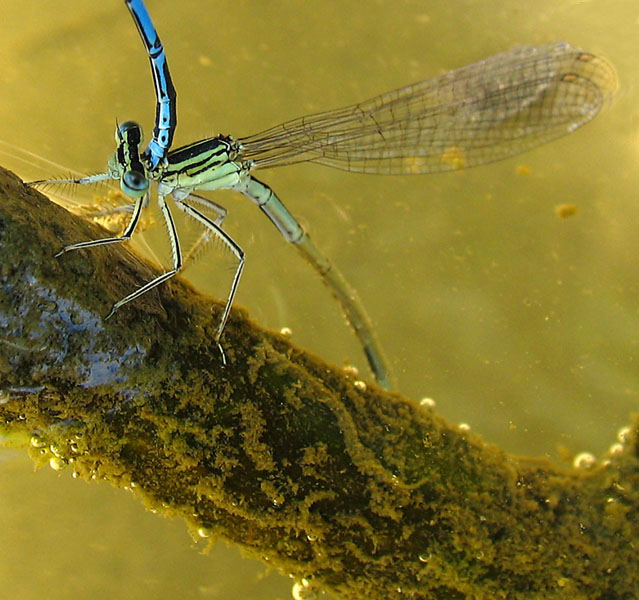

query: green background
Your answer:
[0,1,637,598]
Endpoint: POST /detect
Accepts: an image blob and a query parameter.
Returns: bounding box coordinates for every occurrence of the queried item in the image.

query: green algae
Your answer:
[0,165,638,599]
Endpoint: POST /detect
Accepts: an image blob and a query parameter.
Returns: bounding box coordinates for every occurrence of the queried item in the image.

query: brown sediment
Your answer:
[0,165,637,599]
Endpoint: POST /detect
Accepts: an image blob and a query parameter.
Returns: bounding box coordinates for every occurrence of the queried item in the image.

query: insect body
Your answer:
[32,0,616,389]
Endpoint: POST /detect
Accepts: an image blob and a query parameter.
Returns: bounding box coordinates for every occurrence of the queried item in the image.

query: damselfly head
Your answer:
[111,120,150,198]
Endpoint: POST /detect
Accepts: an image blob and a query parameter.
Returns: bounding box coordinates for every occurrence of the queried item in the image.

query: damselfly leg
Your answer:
[54,193,147,258]
[171,195,244,344]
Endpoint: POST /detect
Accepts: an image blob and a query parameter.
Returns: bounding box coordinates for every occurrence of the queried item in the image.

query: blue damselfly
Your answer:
[31,0,616,389]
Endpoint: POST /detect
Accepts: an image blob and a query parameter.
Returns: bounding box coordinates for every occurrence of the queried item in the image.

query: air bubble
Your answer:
[49,444,63,457]
[30,434,45,448]
[419,397,436,408]
[354,380,367,391]
[197,527,211,538]
[608,443,623,456]
[617,426,632,444]
[343,365,359,377]
[280,327,293,337]
[458,422,471,432]
[292,578,316,600]
[49,457,65,471]
[573,452,595,469]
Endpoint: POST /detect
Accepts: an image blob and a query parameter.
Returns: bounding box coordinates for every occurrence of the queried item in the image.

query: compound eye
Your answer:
[121,169,149,198]
[115,121,144,144]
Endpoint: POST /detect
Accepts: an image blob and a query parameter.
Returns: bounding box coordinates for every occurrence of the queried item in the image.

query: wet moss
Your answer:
[1,165,638,599]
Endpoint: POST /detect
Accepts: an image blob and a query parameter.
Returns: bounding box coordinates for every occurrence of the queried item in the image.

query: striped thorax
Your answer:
[158,135,247,198]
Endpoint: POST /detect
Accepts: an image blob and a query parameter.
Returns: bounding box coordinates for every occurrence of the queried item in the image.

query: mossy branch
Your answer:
[0,165,637,599]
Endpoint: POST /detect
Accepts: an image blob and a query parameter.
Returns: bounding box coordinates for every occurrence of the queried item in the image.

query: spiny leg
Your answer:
[53,192,146,257]
[240,175,392,389]
[178,194,228,264]
[106,194,182,319]
[80,202,137,219]
[28,172,113,222]
[173,196,244,346]
[184,192,227,227]
[28,172,112,188]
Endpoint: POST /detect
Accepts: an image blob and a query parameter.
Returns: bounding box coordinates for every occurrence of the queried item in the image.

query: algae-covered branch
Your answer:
[0,165,637,599]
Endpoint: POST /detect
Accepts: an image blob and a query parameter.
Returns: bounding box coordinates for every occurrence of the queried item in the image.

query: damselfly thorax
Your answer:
[160,136,245,193]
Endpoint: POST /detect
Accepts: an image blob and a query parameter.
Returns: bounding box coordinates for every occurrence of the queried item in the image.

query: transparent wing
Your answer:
[239,42,616,175]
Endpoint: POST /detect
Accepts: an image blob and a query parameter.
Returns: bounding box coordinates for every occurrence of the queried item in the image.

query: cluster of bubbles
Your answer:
[29,428,90,477]
[340,364,368,392]
[572,425,634,470]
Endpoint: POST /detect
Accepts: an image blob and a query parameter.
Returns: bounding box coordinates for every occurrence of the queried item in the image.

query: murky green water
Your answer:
[0,1,637,598]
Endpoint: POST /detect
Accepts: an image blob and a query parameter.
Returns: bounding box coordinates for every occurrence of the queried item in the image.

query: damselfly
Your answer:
[31,0,616,389]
